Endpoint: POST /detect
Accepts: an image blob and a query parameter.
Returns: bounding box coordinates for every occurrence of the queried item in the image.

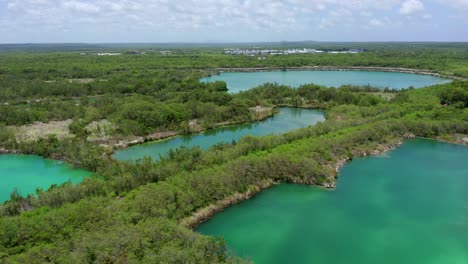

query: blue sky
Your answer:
[0,0,467,43]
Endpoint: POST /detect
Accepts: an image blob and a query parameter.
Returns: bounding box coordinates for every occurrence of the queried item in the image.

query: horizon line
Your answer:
[1,40,468,45]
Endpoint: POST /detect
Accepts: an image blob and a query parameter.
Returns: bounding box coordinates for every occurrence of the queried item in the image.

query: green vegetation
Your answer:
[0,43,466,139]
[0,44,467,263]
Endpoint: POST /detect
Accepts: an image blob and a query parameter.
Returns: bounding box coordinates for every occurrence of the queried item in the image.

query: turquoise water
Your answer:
[113,107,325,161]
[197,139,468,264]
[201,71,450,93]
[0,155,92,203]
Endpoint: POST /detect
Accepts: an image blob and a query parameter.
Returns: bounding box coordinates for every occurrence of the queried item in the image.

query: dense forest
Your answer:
[0,44,467,263]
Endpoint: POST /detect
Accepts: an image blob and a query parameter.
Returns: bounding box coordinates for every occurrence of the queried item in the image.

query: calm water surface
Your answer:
[197,139,468,264]
[200,71,450,93]
[0,155,91,203]
[113,107,324,161]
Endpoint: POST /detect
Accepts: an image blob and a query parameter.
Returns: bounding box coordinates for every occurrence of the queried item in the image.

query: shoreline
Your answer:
[182,134,418,229]
[203,66,467,81]
[0,148,21,154]
[180,179,275,229]
[435,134,468,146]
[185,134,467,230]
[0,147,95,171]
[109,107,278,153]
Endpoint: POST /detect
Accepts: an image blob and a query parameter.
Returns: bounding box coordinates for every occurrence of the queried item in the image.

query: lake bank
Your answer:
[181,135,411,229]
[0,148,20,154]
[0,154,92,203]
[108,106,276,151]
[201,69,452,93]
[113,107,325,161]
[185,134,468,230]
[203,66,465,80]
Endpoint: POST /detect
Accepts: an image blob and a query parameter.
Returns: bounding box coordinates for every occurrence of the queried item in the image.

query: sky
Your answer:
[0,0,467,43]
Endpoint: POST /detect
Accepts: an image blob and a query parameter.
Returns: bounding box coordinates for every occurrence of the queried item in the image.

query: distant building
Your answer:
[125,50,145,55]
[97,53,122,56]
[224,48,361,56]
[224,48,365,56]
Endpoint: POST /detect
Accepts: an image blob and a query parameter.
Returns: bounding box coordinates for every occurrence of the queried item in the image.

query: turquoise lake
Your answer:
[197,139,468,264]
[200,71,450,93]
[0,155,92,203]
[113,107,325,161]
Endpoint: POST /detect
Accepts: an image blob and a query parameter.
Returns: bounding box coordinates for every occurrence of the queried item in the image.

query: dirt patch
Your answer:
[110,131,179,149]
[249,106,274,120]
[13,120,73,142]
[86,120,116,142]
[188,119,203,133]
[68,78,95,84]
[370,92,396,101]
[146,131,178,141]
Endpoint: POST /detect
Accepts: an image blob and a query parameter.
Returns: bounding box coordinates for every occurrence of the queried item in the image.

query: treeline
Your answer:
[1,44,467,80]
[237,83,389,107]
[0,70,209,101]
[438,81,468,107]
[0,134,103,172]
[0,100,81,126]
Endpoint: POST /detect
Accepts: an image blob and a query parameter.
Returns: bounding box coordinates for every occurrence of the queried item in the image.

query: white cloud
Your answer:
[369,18,384,26]
[399,0,424,15]
[440,0,468,9]
[317,8,356,29]
[2,0,404,30]
[1,0,467,42]
[422,13,432,19]
[316,3,326,10]
[63,1,100,13]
